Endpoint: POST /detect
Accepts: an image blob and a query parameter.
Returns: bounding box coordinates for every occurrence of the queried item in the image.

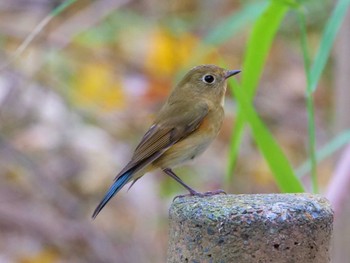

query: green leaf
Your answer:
[241,1,288,98]
[226,1,289,180]
[295,0,350,192]
[229,80,304,193]
[51,0,77,16]
[204,1,268,46]
[296,130,350,177]
[180,1,267,79]
[309,0,350,92]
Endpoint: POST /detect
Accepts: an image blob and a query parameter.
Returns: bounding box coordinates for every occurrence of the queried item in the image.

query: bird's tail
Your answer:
[92,171,132,219]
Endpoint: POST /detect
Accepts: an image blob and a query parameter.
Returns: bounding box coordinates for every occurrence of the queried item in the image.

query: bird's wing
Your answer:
[114,101,209,180]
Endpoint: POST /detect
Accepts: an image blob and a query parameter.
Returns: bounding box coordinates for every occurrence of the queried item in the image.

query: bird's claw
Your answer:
[173,189,226,201]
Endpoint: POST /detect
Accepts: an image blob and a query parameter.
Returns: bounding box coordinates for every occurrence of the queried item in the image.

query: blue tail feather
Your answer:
[92,171,132,219]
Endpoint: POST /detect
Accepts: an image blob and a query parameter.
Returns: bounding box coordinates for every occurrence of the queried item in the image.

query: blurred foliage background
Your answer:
[1,0,350,262]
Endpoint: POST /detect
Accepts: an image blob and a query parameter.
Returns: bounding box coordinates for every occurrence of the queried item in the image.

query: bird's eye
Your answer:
[203,74,215,84]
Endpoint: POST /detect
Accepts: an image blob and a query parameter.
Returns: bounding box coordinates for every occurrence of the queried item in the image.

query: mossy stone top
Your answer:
[167,194,333,263]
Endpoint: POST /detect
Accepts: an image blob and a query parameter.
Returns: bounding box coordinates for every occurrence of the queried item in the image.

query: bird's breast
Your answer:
[153,107,224,169]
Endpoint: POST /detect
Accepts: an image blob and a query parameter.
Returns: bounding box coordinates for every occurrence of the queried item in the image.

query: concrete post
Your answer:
[167,194,333,263]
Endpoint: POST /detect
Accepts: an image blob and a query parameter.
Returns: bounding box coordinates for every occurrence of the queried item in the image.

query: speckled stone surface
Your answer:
[167,194,333,263]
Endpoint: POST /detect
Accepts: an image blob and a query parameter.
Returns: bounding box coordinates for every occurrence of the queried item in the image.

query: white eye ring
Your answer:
[202,74,215,84]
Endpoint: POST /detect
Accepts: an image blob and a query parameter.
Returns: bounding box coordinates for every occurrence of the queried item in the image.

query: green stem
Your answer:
[297,10,318,193]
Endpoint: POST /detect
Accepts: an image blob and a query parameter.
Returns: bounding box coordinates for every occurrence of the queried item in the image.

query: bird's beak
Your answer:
[225,69,241,79]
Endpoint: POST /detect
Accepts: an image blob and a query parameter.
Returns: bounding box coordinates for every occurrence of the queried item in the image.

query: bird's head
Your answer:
[172,64,241,105]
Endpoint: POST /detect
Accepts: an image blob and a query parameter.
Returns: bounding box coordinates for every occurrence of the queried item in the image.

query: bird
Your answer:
[92,64,240,218]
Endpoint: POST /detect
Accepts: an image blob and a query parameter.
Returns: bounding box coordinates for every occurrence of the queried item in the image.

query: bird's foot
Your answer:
[173,189,226,201]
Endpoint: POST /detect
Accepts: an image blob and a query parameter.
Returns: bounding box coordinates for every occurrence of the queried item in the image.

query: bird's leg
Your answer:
[162,168,226,201]
[163,168,199,195]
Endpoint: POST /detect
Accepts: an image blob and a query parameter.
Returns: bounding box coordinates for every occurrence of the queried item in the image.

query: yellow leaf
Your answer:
[145,28,199,76]
[72,61,125,112]
[19,248,58,263]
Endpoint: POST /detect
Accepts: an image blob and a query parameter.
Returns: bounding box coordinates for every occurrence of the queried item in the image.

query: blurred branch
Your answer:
[0,0,77,71]
[48,0,132,49]
[0,0,54,11]
[1,0,131,71]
